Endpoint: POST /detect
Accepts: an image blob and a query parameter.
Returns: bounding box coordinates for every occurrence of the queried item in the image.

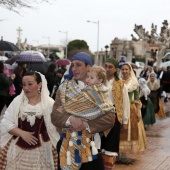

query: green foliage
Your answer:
[135,56,146,63]
[67,39,89,52]
[67,39,94,60]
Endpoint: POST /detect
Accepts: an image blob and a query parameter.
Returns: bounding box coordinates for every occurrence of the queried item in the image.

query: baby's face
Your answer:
[86,71,101,86]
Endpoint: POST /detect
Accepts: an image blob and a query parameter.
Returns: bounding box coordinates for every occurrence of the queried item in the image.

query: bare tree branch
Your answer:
[0,0,55,13]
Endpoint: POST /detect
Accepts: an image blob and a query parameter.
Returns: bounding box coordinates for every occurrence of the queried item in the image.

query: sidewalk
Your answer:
[114,99,170,170]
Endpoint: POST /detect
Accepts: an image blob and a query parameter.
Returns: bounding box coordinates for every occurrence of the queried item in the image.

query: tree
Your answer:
[131,20,170,68]
[67,39,89,52]
[0,0,55,13]
[67,39,94,61]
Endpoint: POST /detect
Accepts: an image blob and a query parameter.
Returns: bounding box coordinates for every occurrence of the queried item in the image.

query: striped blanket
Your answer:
[60,79,114,120]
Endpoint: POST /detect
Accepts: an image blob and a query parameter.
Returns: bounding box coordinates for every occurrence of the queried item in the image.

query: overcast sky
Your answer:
[1,0,169,52]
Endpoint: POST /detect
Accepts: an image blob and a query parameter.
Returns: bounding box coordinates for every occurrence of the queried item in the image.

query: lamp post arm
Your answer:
[66,32,68,59]
[87,20,100,65]
[96,20,99,65]
[59,30,68,59]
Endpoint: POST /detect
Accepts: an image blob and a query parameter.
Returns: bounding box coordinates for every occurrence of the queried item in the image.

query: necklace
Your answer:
[20,100,42,126]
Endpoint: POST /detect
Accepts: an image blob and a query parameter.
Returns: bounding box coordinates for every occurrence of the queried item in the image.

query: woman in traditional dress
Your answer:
[147,72,166,118]
[0,71,60,170]
[119,63,146,159]
[138,78,156,128]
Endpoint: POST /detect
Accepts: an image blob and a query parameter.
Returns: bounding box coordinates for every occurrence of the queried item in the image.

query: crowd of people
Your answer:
[0,52,169,170]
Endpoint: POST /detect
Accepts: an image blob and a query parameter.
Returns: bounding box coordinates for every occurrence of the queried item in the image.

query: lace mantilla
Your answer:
[125,78,138,92]
[19,98,43,127]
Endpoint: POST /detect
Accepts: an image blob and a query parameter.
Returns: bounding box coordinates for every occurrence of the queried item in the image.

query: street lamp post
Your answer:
[43,36,50,57]
[87,20,99,65]
[59,31,68,59]
[105,45,109,59]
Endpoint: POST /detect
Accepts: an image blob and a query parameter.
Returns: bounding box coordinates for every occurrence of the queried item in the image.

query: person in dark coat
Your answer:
[18,63,27,76]
[51,68,65,99]
[0,61,15,115]
[13,66,23,96]
[162,66,170,102]
[6,66,23,107]
[140,66,148,80]
[45,63,57,97]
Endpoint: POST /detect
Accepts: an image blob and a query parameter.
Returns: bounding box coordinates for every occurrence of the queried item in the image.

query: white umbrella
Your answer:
[0,56,8,62]
[4,63,13,70]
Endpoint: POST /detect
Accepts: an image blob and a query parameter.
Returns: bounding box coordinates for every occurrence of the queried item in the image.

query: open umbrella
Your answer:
[0,56,8,62]
[0,39,20,51]
[12,51,46,63]
[56,59,70,66]
[27,61,54,75]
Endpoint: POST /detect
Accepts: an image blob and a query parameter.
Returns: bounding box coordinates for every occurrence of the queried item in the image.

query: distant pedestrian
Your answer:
[4,65,16,107]
[138,78,156,128]
[140,66,148,80]
[18,62,27,76]
[13,65,23,96]
[51,68,65,99]
[0,61,15,115]
[45,63,57,97]
[161,66,170,102]
[147,72,160,113]
[147,72,166,118]
[118,57,125,69]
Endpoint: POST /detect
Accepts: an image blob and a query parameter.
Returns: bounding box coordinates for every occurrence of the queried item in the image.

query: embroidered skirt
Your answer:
[119,104,147,153]
[0,136,58,170]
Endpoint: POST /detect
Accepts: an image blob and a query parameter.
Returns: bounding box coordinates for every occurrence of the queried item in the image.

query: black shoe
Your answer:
[116,158,137,165]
